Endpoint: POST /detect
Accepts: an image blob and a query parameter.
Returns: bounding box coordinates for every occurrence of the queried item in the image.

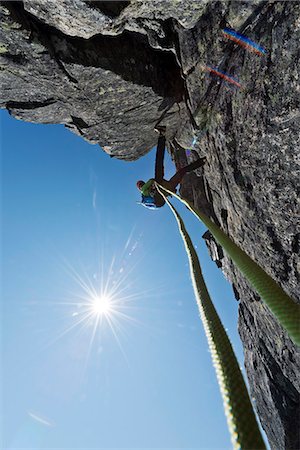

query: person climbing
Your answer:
[136,126,206,209]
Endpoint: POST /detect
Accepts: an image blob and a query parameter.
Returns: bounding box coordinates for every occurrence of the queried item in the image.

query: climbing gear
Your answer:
[136,180,145,190]
[156,182,300,346]
[138,195,158,210]
[157,183,266,449]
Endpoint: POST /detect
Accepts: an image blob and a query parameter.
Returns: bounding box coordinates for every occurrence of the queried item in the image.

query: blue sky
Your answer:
[1,110,248,450]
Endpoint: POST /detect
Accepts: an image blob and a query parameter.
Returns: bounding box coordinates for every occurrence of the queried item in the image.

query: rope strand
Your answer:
[157,186,266,449]
[156,183,300,346]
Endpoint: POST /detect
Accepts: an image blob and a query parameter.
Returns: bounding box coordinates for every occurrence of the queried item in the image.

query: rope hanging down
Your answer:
[156,183,300,347]
[157,186,266,449]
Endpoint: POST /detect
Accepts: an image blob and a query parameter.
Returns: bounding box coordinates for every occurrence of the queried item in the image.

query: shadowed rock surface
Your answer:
[1,1,299,448]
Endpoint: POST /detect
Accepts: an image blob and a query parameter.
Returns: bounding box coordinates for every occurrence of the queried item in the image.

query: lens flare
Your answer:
[222,28,266,56]
[202,65,242,89]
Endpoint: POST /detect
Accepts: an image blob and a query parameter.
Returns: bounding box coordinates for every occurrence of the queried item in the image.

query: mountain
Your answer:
[1,1,299,448]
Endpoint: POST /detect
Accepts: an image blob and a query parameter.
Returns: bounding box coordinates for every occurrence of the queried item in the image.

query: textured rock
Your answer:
[0,1,187,158]
[1,1,299,448]
[23,0,210,40]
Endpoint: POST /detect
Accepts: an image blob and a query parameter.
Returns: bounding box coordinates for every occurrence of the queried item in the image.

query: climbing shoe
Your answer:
[154,125,166,135]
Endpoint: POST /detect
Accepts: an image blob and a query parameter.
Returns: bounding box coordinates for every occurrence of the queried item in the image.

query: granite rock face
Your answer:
[1,1,299,448]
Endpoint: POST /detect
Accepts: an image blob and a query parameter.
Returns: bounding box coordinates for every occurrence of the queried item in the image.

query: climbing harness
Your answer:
[157,184,266,450]
[156,183,300,347]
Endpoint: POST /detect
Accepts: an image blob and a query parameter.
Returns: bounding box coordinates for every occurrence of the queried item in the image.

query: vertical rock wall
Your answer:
[175,3,300,448]
[1,1,299,448]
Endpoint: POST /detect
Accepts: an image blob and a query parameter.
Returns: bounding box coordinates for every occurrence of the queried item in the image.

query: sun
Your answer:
[91,295,112,316]
[54,229,149,363]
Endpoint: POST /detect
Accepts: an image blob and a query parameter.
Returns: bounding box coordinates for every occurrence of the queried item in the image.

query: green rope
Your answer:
[156,183,300,346]
[157,188,266,449]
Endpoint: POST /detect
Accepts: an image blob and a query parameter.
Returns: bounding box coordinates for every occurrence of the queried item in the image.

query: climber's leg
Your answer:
[154,129,166,182]
[168,168,187,189]
[168,157,206,190]
[184,157,206,173]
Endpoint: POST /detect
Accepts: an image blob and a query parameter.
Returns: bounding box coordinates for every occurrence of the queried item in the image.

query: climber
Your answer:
[136,126,206,209]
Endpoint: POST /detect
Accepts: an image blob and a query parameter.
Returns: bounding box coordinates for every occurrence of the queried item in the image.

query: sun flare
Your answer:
[53,230,154,365]
[91,295,112,316]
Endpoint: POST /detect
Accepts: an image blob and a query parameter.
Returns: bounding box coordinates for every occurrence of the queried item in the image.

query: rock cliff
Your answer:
[1,1,299,448]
